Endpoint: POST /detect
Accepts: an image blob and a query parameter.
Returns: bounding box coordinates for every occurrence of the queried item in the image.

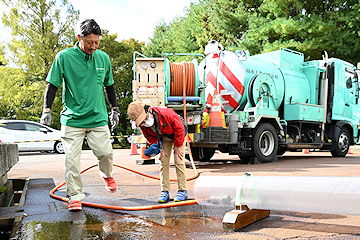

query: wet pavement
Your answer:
[4,147,360,239]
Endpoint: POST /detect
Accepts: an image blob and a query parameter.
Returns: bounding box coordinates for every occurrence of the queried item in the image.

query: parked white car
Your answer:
[0,120,64,154]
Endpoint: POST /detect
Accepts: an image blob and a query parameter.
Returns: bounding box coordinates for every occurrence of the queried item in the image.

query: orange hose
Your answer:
[50,61,199,211]
[169,61,195,96]
[113,162,198,181]
[49,163,199,210]
[50,139,199,210]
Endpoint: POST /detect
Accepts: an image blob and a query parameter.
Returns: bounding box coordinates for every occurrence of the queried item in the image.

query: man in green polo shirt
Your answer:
[40,19,119,211]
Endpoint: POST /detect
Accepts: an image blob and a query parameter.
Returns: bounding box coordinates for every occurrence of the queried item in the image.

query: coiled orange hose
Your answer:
[170,62,195,96]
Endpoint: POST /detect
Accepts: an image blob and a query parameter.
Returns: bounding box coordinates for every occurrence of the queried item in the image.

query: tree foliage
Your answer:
[145,0,249,57]
[0,0,79,127]
[1,0,79,80]
[0,66,44,120]
[0,44,6,66]
[239,0,360,62]
[147,0,360,64]
[0,0,144,135]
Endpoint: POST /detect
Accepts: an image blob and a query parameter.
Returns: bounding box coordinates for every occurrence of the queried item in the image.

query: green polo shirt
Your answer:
[46,42,114,128]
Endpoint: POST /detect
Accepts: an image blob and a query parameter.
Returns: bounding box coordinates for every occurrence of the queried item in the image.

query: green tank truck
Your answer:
[133,41,360,163]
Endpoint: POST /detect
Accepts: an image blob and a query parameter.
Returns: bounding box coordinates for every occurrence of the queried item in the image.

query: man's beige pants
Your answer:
[160,140,187,192]
[61,125,114,202]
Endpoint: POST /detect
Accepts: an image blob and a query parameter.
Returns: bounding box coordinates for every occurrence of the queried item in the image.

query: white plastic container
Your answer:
[194,175,360,215]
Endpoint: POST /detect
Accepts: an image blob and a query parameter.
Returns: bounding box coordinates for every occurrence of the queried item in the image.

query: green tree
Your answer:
[1,0,79,80]
[182,0,248,51]
[210,0,360,62]
[145,21,176,57]
[1,0,79,127]
[146,0,248,56]
[238,0,360,62]
[0,44,7,66]
[146,0,360,64]
[0,66,44,120]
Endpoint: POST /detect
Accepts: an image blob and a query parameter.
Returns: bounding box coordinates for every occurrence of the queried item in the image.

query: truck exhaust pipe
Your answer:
[320,50,329,142]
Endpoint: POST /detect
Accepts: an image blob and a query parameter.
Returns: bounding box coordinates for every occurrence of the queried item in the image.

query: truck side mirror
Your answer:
[356,63,360,85]
[346,77,353,88]
[355,63,360,99]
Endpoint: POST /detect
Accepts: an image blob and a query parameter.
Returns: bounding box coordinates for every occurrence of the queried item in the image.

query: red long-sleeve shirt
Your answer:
[140,107,185,147]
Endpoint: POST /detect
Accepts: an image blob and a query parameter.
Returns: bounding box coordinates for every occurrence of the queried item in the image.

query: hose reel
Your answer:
[247,73,284,110]
[164,59,201,104]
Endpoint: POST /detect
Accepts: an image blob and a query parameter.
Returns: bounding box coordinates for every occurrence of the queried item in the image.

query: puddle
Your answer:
[20,214,168,239]
[20,208,225,239]
[5,177,230,239]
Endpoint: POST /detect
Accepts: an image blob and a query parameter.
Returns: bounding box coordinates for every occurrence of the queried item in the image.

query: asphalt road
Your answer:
[5,146,360,239]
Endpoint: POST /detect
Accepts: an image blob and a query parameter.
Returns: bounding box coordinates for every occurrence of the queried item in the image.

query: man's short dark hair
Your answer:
[79,19,101,38]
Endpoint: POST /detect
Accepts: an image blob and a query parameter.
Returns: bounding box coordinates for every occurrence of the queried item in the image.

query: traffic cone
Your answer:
[348,147,353,154]
[130,134,139,155]
[208,90,226,128]
[302,149,310,154]
[136,143,155,165]
[139,144,151,160]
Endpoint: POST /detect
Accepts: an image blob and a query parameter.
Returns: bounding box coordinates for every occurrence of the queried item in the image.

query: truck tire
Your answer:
[253,123,278,163]
[190,147,215,162]
[331,127,350,157]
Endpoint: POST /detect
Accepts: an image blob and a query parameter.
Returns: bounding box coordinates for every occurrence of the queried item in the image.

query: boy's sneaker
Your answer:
[158,191,170,203]
[68,200,82,211]
[102,177,117,192]
[174,190,188,202]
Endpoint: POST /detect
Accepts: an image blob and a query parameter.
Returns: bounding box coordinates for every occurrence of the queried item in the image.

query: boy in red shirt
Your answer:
[127,101,187,202]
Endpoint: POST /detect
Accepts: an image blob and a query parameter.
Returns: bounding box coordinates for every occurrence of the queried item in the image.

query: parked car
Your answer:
[0,120,64,154]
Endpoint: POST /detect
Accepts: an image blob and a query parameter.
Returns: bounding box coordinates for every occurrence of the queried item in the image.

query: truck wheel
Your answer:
[331,127,350,157]
[54,141,65,154]
[190,147,215,162]
[253,123,278,163]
